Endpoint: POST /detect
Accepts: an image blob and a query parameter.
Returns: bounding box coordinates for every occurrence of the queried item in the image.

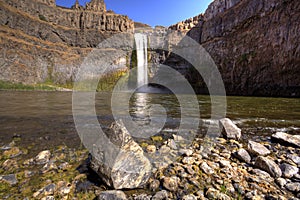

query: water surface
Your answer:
[0,91,299,152]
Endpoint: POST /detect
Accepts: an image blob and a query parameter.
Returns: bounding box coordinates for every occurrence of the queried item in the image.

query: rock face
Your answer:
[90,120,152,189]
[0,0,133,85]
[168,0,300,97]
[254,156,282,178]
[271,132,300,148]
[219,118,241,140]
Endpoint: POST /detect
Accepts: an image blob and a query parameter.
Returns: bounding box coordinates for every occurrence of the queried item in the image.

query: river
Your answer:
[0,91,299,154]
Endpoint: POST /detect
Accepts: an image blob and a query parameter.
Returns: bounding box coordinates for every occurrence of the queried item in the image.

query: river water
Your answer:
[0,91,299,153]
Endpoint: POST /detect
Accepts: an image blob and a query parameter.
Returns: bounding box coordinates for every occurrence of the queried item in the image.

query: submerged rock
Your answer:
[247,141,270,156]
[219,118,241,140]
[98,190,127,200]
[90,120,152,189]
[254,156,282,178]
[271,132,300,148]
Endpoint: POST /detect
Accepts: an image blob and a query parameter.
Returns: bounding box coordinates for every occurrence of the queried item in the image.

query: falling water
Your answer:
[134,33,148,88]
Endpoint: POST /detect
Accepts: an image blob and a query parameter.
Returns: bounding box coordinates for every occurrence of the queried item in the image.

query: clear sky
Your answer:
[56,0,213,27]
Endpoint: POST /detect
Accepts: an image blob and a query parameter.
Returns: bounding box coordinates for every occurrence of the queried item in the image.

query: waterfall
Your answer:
[134,33,148,88]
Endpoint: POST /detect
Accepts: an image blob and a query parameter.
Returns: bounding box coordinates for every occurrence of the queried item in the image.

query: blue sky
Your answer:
[56,0,213,27]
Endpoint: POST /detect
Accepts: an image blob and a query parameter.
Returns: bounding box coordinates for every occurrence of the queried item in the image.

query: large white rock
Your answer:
[219,118,241,140]
[90,120,152,189]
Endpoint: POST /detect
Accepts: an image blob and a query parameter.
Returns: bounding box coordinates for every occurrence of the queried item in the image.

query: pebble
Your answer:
[98,190,127,200]
[0,174,18,185]
[162,176,179,192]
[200,162,214,175]
[35,150,51,165]
[146,145,156,153]
[276,178,287,188]
[182,194,197,200]
[3,147,22,158]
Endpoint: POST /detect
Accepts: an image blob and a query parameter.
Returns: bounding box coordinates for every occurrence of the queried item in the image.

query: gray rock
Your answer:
[35,150,51,165]
[254,156,282,178]
[285,182,300,193]
[152,190,168,200]
[200,162,214,175]
[247,141,270,156]
[98,190,127,200]
[219,118,241,140]
[0,174,18,185]
[233,148,251,163]
[90,120,152,189]
[272,132,300,148]
[280,163,299,178]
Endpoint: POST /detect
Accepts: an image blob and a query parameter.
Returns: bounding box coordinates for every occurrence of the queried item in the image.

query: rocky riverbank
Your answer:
[1,119,300,199]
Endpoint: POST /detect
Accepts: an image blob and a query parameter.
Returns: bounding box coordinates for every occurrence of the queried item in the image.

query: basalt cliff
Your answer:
[169,0,300,97]
[0,0,133,85]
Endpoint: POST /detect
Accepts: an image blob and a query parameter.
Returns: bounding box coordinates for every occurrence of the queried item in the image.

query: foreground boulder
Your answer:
[90,120,152,189]
[219,118,241,140]
[254,156,282,178]
[271,132,300,148]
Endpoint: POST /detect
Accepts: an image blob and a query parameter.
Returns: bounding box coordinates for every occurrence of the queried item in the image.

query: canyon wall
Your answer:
[0,0,134,85]
[168,0,300,97]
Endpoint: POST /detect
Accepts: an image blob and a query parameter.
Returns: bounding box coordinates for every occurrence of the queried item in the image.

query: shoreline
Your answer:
[0,120,300,199]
